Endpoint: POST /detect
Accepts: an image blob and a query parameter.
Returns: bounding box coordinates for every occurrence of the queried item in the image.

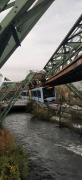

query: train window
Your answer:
[25,92,27,96]
[22,92,26,96]
[34,91,37,97]
[33,91,35,97]
[22,91,29,96]
[43,86,55,98]
[37,90,41,98]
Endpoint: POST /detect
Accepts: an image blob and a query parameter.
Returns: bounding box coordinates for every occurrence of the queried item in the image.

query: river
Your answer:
[2,112,82,180]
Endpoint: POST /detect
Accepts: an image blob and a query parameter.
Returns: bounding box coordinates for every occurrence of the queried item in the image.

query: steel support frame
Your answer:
[0,83,16,101]
[0,0,36,33]
[0,0,54,67]
[43,14,82,100]
[0,0,10,12]
[44,14,82,77]
[0,72,35,123]
[66,83,82,100]
[1,2,15,12]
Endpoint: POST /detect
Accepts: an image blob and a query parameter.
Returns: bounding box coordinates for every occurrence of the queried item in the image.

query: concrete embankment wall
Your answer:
[49,104,82,135]
[30,101,82,135]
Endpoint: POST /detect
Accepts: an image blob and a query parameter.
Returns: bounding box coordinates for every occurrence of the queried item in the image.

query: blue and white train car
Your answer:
[31,86,56,103]
[31,87,44,103]
[43,86,56,102]
[21,86,56,103]
[21,90,29,100]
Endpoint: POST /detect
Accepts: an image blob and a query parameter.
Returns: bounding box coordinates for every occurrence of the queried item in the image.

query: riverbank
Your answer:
[26,101,82,135]
[49,103,82,135]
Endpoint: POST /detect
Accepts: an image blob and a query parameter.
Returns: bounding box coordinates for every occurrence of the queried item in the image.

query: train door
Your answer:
[37,87,44,103]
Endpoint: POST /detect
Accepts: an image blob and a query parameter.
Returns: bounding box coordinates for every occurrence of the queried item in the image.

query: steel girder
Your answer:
[44,14,82,77]
[43,14,82,100]
[0,83,16,101]
[67,83,82,100]
[0,71,35,123]
[0,0,10,12]
[1,2,15,11]
[0,0,55,68]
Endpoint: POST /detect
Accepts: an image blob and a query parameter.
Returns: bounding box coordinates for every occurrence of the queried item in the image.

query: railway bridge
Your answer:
[0,0,82,122]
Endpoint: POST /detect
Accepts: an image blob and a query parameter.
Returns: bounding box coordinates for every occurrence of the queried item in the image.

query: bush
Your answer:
[0,129,16,156]
[0,129,28,180]
[0,156,20,180]
[32,104,51,120]
[9,146,28,179]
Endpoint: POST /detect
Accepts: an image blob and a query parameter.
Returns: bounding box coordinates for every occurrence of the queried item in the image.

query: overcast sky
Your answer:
[0,0,82,81]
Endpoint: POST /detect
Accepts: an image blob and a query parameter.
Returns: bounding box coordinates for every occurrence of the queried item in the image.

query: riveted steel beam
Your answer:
[77,24,82,29]
[2,2,15,11]
[44,14,82,71]
[0,0,36,35]
[45,44,82,77]
[0,83,16,101]
[0,0,36,57]
[10,24,20,47]
[0,28,11,57]
[66,83,82,100]
[68,31,82,40]
[55,52,70,58]
[44,55,82,85]
[0,0,9,12]
[66,42,82,49]
[45,60,63,70]
[14,0,53,28]
[43,14,82,99]
[0,0,54,68]
[0,71,35,123]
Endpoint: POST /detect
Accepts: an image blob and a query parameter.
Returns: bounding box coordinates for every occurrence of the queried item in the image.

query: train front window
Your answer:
[43,87,55,98]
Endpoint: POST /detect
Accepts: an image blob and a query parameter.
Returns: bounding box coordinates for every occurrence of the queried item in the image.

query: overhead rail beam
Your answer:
[0,0,55,67]
[44,55,82,85]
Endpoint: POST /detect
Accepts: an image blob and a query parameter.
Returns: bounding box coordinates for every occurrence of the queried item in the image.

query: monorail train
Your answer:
[21,86,56,103]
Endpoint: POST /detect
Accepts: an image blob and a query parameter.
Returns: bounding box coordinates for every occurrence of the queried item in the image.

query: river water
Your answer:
[2,112,82,180]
